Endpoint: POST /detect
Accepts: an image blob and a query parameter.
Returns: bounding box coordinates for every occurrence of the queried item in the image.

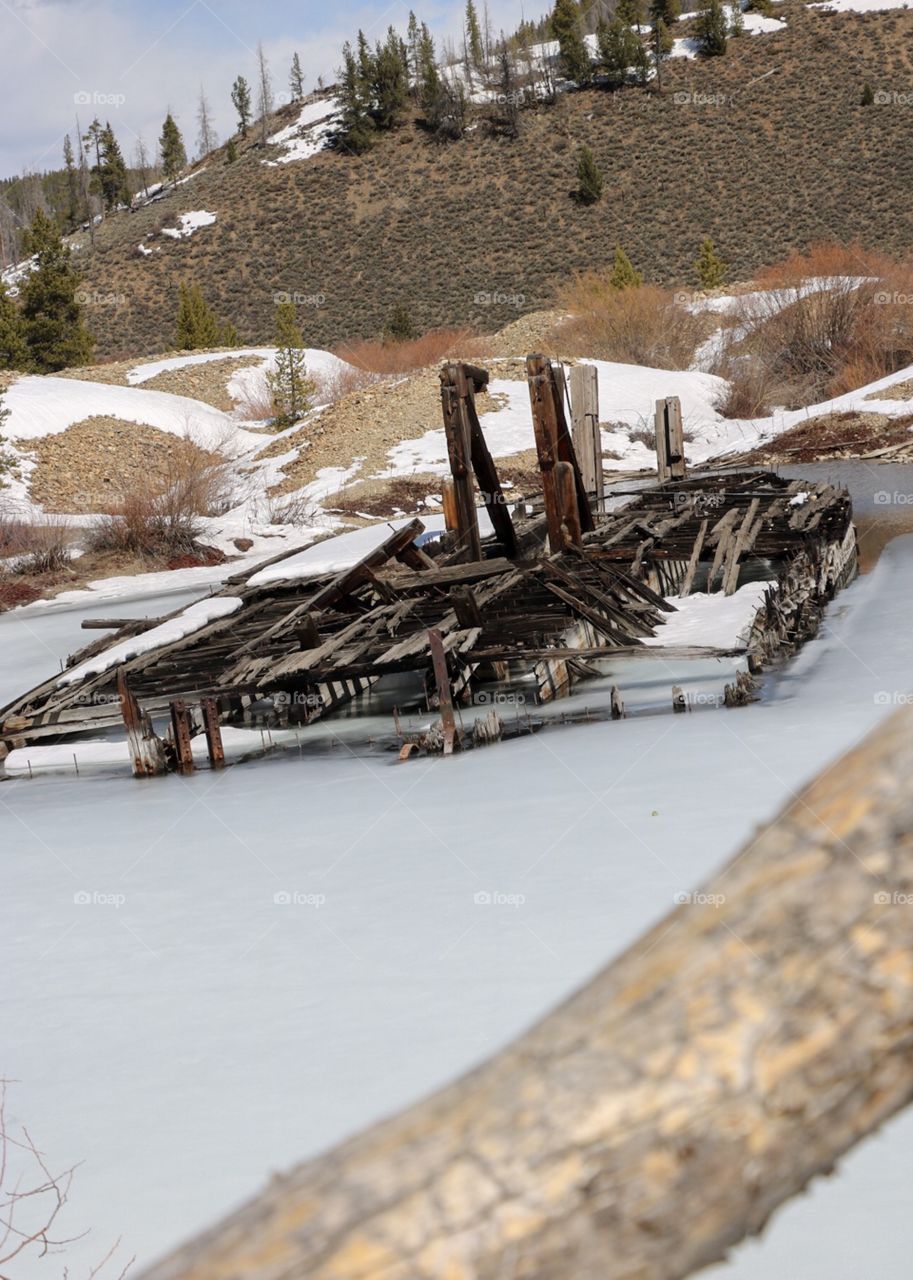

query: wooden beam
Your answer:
[427,627,458,756]
[440,363,482,562]
[654,396,686,485]
[569,363,603,514]
[136,703,913,1280]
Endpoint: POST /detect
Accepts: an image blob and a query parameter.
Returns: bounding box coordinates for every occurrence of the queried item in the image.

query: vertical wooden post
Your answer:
[169,699,195,774]
[569,364,604,514]
[555,462,583,547]
[526,354,564,554]
[550,362,595,532]
[654,396,686,485]
[427,628,457,756]
[200,697,225,769]
[440,364,481,562]
[117,668,165,777]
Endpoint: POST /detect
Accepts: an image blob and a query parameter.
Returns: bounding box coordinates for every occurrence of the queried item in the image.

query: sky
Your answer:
[0,0,532,179]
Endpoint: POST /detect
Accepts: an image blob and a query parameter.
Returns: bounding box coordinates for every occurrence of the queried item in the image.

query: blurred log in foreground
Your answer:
[141,706,913,1280]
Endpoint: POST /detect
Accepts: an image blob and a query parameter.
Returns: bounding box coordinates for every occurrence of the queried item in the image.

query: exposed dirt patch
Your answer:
[866,377,913,402]
[26,418,223,513]
[259,364,525,496]
[736,410,913,463]
[138,355,265,410]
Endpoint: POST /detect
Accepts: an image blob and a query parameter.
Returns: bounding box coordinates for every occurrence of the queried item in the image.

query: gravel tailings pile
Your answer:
[26,418,220,513]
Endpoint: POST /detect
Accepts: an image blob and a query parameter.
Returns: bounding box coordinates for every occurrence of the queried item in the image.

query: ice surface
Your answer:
[4,525,913,1276]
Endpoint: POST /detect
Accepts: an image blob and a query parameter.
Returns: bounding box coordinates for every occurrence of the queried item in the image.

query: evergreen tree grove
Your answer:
[694,237,728,288]
[19,211,94,372]
[267,301,316,428]
[575,145,604,204]
[598,15,645,83]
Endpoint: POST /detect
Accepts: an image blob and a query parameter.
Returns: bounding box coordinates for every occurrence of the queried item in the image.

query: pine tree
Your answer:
[175,282,235,350]
[617,0,646,28]
[196,86,218,158]
[466,0,485,71]
[861,81,875,105]
[257,42,274,145]
[0,282,28,370]
[649,0,680,25]
[231,76,253,136]
[598,15,644,84]
[575,145,604,204]
[551,0,591,83]
[609,245,642,289]
[407,11,422,96]
[160,113,187,182]
[290,52,305,101]
[134,136,152,198]
[95,123,130,210]
[694,237,728,288]
[267,301,316,427]
[418,22,442,117]
[729,0,745,36]
[372,27,409,129]
[650,16,674,89]
[62,135,82,229]
[338,41,376,152]
[384,302,416,342]
[698,0,728,55]
[19,211,94,371]
[225,138,238,164]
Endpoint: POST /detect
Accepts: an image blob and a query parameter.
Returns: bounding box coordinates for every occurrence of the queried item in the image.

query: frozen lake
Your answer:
[3,504,913,1276]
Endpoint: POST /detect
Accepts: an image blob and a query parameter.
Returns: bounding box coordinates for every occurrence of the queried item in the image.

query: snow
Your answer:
[2,375,263,452]
[740,10,787,31]
[811,0,909,10]
[127,348,276,386]
[646,581,773,650]
[264,95,339,164]
[57,595,242,685]
[4,725,274,776]
[5,522,913,1277]
[160,210,217,239]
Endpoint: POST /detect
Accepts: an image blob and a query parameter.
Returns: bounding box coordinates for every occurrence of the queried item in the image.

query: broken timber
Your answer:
[0,360,857,770]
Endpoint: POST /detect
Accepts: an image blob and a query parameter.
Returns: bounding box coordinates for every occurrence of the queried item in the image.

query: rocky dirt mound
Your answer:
[738,410,913,463]
[26,418,222,513]
[57,350,264,410]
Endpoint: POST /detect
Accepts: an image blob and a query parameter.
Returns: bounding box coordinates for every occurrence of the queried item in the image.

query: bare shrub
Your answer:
[312,361,384,405]
[552,278,708,369]
[89,439,231,558]
[232,373,275,422]
[720,242,913,406]
[334,326,485,376]
[0,1078,133,1278]
[712,357,777,419]
[0,506,75,575]
[260,490,318,526]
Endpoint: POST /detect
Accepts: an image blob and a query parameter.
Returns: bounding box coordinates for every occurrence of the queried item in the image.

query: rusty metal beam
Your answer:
[169,699,195,775]
[200,697,225,769]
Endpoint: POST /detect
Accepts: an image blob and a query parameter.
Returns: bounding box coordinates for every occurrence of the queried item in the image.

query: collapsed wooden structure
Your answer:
[0,357,857,773]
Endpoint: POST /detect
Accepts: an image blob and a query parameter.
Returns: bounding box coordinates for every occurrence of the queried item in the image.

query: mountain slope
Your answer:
[62,1,913,359]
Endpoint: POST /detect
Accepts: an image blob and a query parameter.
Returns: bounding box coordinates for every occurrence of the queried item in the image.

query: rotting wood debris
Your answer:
[0,357,857,776]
